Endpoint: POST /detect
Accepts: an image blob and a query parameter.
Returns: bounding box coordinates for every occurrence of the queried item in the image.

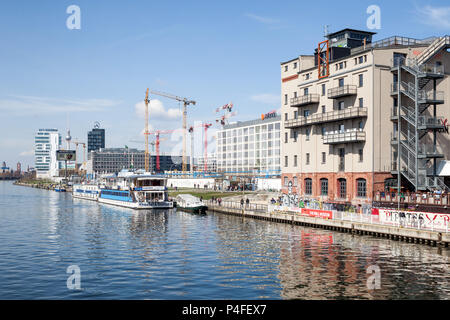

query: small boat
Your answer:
[175,194,207,214]
[72,183,100,201]
[97,170,173,209]
[54,186,66,192]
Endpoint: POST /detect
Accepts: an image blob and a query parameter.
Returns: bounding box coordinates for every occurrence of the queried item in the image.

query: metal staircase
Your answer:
[391,42,450,192]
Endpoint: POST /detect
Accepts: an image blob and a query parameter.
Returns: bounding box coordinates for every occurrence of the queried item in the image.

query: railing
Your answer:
[418,115,445,128]
[323,130,366,144]
[327,85,357,99]
[418,90,445,102]
[391,107,398,119]
[391,57,445,75]
[284,107,367,128]
[290,94,320,107]
[374,191,450,206]
[352,36,436,55]
[418,144,443,157]
[205,199,268,213]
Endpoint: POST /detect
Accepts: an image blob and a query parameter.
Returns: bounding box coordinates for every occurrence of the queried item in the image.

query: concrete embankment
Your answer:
[207,204,450,247]
[13,181,72,192]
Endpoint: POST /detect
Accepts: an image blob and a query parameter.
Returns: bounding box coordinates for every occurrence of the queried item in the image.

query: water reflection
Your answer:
[0,181,449,299]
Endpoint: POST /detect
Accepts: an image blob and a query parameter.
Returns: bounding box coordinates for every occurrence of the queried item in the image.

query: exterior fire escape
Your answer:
[391,36,450,192]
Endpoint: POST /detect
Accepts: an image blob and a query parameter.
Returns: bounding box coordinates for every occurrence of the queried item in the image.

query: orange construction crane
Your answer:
[150,90,196,172]
[147,129,173,172]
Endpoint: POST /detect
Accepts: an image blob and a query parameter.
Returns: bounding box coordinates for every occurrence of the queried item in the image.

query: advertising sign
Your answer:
[56,150,76,161]
[302,208,333,220]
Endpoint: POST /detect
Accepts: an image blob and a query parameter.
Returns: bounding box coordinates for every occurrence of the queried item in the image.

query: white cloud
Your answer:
[19,149,34,156]
[0,95,121,116]
[414,5,450,29]
[250,93,280,105]
[245,13,279,25]
[135,99,182,120]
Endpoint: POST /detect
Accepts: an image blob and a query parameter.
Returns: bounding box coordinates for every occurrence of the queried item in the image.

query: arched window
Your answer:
[305,178,312,195]
[357,178,367,198]
[320,178,328,196]
[338,178,347,199]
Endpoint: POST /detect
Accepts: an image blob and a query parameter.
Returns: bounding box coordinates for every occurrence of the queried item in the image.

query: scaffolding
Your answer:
[391,37,450,192]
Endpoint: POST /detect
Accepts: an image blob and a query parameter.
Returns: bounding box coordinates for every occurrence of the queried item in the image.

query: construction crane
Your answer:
[73,140,86,174]
[202,123,212,172]
[215,102,236,126]
[146,130,173,172]
[129,138,167,171]
[144,89,150,172]
[150,90,196,172]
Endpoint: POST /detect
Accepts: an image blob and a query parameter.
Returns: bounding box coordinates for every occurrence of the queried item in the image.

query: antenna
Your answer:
[324,25,330,37]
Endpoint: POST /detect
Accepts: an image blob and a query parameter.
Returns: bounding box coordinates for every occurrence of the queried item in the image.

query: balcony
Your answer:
[417,144,444,159]
[327,85,357,99]
[418,90,445,105]
[290,94,320,107]
[323,129,366,145]
[417,116,446,130]
[391,107,398,121]
[284,107,367,129]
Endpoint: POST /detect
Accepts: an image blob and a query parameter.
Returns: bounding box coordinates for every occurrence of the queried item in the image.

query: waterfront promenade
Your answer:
[205,200,450,247]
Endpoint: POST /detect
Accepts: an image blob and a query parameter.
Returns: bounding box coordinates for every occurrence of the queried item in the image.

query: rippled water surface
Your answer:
[0,181,449,299]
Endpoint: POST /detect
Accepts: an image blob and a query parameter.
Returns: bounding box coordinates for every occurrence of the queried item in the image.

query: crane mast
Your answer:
[144,88,150,172]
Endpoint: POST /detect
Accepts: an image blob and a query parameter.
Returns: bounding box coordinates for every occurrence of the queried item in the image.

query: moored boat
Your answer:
[175,194,207,214]
[72,184,100,201]
[98,170,173,209]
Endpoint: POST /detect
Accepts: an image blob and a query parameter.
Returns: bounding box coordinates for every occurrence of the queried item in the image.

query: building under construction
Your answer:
[281,28,450,208]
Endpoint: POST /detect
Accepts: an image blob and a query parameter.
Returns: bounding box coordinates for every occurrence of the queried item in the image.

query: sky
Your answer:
[1,0,450,168]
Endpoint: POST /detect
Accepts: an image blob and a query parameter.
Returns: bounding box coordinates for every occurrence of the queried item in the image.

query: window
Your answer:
[321,127,326,136]
[339,124,345,132]
[305,73,310,80]
[285,65,288,72]
[284,156,288,167]
[284,132,288,143]
[338,78,344,87]
[304,88,309,96]
[339,62,344,69]
[338,101,345,110]
[293,176,298,187]
[294,155,298,167]
[320,178,328,196]
[357,179,367,197]
[294,111,298,119]
[306,153,310,165]
[358,56,364,64]
[305,179,312,195]
[359,98,364,108]
[293,130,298,142]
[359,74,364,87]
[285,113,288,121]
[359,121,364,130]
[304,110,310,117]
[338,178,347,199]
[284,176,288,186]
[284,94,288,105]
[358,149,363,162]
[322,152,326,164]
[293,62,297,69]
[322,84,326,96]
[306,128,310,141]
[294,91,298,99]
[322,105,326,113]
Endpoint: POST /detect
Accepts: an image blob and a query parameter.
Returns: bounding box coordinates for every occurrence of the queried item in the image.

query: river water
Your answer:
[0,181,448,299]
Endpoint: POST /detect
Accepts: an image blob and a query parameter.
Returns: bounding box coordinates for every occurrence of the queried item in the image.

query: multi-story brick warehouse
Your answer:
[281,28,450,207]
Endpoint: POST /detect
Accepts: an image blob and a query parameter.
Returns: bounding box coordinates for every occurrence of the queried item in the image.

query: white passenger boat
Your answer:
[175,194,207,214]
[72,184,100,201]
[97,170,173,209]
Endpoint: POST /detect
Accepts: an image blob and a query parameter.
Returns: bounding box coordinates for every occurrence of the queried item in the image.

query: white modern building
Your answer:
[34,129,61,179]
[216,112,282,178]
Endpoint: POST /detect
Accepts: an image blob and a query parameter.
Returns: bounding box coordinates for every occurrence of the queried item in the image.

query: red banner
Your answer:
[302,208,333,219]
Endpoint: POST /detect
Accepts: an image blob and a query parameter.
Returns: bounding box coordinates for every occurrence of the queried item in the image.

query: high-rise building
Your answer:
[88,124,105,153]
[34,129,61,178]
[281,29,450,207]
[216,112,281,178]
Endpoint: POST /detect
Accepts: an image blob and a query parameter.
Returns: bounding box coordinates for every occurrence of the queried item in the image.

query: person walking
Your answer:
[240,198,244,208]
[246,198,250,208]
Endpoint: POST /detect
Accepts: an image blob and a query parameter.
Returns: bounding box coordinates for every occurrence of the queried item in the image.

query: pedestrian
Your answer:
[218,198,222,206]
[240,198,244,207]
[246,198,250,208]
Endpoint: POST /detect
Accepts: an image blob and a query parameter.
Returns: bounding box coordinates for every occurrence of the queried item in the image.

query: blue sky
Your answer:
[1,0,450,168]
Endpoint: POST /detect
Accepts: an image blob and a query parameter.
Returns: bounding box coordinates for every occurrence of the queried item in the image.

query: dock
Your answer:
[206,202,450,247]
